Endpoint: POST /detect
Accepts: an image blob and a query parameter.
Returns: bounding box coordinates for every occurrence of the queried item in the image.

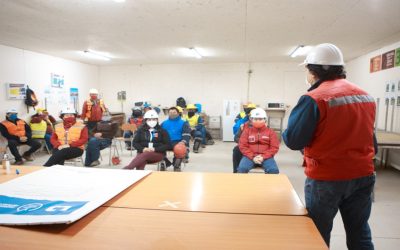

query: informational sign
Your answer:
[370,55,382,73]
[117,91,126,101]
[0,165,151,225]
[395,48,400,67]
[5,83,26,100]
[51,73,64,88]
[382,50,395,70]
[70,87,79,111]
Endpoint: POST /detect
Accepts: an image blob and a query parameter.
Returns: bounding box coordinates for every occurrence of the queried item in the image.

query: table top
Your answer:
[105,171,307,216]
[376,131,400,146]
[0,165,44,183]
[0,206,327,250]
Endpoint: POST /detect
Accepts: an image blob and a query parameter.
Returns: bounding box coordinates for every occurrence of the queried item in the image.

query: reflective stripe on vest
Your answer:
[183,114,199,128]
[304,79,375,180]
[239,111,246,119]
[30,120,47,138]
[55,121,85,149]
[1,120,26,137]
[85,99,106,119]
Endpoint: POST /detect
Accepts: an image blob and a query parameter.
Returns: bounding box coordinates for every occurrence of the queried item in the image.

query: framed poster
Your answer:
[6,83,26,100]
[117,91,126,101]
[370,55,382,73]
[51,73,64,88]
[395,47,400,67]
[382,50,395,70]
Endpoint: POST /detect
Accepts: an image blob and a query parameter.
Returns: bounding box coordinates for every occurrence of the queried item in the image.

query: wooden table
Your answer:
[376,131,400,168]
[0,206,327,250]
[105,171,307,215]
[0,165,43,183]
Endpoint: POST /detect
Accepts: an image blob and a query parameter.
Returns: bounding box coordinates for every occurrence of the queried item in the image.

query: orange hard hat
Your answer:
[173,143,187,159]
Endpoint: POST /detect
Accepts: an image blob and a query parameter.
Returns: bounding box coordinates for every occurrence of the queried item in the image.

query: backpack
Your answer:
[176,97,186,108]
[25,85,39,112]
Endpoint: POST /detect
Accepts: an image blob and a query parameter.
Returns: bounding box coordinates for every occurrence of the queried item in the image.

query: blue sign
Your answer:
[0,195,88,215]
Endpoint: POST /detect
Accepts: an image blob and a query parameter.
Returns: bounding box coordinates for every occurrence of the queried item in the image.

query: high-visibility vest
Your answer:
[1,120,26,137]
[304,79,375,180]
[54,121,86,149]
[85,98,106,119]
[183,114,199,129]
[30,120,47,138]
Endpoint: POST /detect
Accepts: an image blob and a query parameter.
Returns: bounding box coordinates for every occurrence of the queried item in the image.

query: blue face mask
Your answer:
[8,114,18,121]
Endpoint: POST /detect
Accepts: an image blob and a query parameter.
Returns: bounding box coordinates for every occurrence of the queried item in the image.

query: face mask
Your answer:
[252,120,265,129]
[90,95,98,100]
[63,117,76,127]
[169,114,179,120]
[146,120,157,128]
[8,114,18,121]
[188,111,195,117]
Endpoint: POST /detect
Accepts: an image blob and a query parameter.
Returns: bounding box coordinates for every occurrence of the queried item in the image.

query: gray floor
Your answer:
[22,140,400,249]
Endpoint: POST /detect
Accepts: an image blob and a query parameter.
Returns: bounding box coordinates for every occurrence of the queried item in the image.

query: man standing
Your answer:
[81,88,107,133]
[282,43,376,249]
[0,108,41,164]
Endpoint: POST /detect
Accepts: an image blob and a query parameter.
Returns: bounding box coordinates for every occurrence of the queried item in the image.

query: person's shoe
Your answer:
[13,160,24,165]
[22,153,34,161]
[206,139,215,145]
[90,160,100,167]
[173,159,182,172]
[159,162,166,171]
[183,158,189,164]
[201,144,206,148]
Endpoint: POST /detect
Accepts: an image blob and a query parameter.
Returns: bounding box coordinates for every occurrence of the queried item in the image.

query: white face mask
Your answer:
[146,120,157,128]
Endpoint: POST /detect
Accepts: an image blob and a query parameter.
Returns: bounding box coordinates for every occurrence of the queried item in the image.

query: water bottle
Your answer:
[2,154,10,173]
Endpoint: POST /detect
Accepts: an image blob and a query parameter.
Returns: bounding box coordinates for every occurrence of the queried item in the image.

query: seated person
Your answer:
[85,112,119,167]
[124,110,170,170]
[235,103,256,123]
[183,104,206,153]
[30,107,56,151]
[161,107,191,171]
[124,106,143,150]
[0,108,41,165]
[238,108,279,174]
[44,107,88,167]
[232,103,256,173]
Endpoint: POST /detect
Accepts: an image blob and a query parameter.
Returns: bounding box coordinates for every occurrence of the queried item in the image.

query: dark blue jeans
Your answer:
[305,175,375,249]
[84,137,112,166]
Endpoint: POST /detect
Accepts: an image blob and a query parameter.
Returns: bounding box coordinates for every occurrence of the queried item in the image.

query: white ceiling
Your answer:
[0,0,399,65]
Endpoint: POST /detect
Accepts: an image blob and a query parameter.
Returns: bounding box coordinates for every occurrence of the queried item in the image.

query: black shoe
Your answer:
[206,139,215,145]
[183,158,189,164]
[193,141,201,153]
[159,162,166,171]
[13,160,24,165]
[22,153,34,161]
[173,159,182,171]
[201,144,206,148]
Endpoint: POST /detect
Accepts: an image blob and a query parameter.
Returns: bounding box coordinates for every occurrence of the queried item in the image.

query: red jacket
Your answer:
[304,79,375,180]
[239,123,279,160]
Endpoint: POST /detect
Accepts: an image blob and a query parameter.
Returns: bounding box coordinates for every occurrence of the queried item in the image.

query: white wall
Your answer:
[0,44,99,121]
[99,62,307,125]
[347,41,400,169]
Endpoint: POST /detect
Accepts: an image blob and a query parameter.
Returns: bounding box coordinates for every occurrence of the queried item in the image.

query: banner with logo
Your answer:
[0,166,151,225]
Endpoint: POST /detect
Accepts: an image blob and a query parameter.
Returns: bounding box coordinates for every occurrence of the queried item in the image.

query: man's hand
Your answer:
[58,144,70,150]
[143,147,149,152]
[94,133,102,138]
[253,155,263,164]
[20,136,28,142]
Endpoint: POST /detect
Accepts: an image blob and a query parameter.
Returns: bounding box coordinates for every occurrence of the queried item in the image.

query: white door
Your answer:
[222,100,241,141]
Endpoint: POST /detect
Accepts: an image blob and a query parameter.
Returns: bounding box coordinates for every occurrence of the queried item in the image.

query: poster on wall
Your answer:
[395,48,400,67]
[70,88,79,111]
[382,50,395,70]
[370,55,382,73]
[51,73,64,88]
[6,83,26,100]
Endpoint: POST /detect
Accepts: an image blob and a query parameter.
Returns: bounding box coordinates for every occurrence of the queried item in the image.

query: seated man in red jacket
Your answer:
[238,108,279,174]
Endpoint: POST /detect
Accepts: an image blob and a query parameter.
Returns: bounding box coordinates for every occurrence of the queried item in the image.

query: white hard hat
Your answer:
[302,43,344,66]
[89,88,99,95]
[6,108,18,114]
[143,110,159,119]
[60,106,77,115]
[250,108,267,119]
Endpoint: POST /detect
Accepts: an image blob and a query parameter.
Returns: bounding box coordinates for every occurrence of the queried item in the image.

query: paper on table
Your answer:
[0,165,151,225]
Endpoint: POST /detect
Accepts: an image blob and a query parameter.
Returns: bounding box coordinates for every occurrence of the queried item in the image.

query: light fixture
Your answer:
[188,47,202,59]
[113,0,126,3]
[83,50,111,61]
[290,45,313,58]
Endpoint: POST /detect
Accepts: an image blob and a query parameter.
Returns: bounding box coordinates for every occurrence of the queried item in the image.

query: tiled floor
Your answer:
[21,140,400,249]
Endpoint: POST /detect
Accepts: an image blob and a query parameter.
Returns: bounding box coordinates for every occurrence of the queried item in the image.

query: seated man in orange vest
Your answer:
[81,88,107,134]
[44,107,88,167]
[0,108,42,165]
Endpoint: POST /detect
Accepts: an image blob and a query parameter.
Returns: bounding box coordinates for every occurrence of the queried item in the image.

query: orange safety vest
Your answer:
[85,98,106,120]
[54,121,85,149]
[1,120,26,137]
